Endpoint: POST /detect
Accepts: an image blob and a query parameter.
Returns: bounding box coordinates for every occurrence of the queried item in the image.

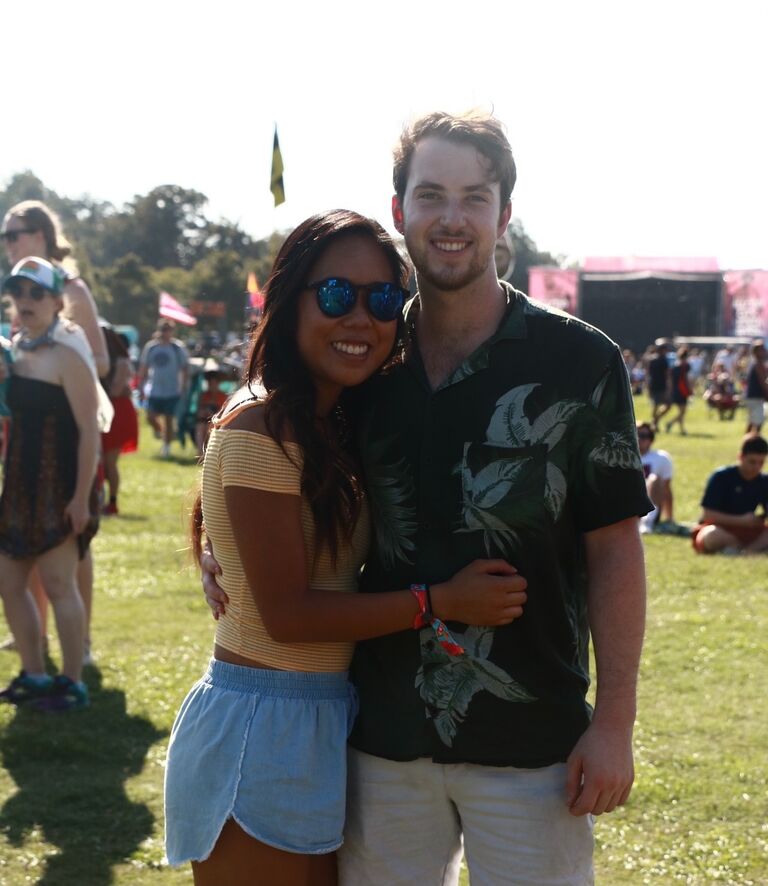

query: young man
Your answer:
[692,435,768,555]
[202,111,650,885]
[645,343,671,431]
[338,112,651,886]
[636,421,674,533]
[138,320,189,457]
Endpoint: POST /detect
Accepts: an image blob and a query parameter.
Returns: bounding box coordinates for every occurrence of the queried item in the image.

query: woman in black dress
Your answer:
[0,257,103,711]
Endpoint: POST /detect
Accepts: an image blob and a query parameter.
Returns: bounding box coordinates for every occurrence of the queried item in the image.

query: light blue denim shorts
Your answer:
[164,658,357,865]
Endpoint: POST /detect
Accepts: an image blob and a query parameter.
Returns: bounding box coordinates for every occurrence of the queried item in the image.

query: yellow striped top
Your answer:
[203,423,369,672]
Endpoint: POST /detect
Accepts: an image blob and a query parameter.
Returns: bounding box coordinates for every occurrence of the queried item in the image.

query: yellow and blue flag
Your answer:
[271,127,285,207]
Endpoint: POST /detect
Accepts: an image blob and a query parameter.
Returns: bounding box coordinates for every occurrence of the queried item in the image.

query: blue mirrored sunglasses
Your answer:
[308,278,406,323]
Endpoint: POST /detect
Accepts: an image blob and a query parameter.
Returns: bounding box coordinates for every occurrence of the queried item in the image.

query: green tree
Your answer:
[129,185,210,270]
[505,219,558,295]
[94,254,157,339]
[190,250,248,332]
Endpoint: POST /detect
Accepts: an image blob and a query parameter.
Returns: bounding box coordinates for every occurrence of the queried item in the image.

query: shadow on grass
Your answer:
[0,667,166,885]
[150,453,200,467]
[105,514,150,523]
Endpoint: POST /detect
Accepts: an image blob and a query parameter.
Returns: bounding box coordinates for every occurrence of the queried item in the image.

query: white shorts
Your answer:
[339,748,594,886]
[744,398,765,427]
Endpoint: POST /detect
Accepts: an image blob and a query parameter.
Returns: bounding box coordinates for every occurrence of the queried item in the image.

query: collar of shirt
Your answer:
[402,282,529,391]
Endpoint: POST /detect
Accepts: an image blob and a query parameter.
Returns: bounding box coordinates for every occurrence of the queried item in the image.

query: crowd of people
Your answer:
[629,339,768,555]
[624,340,768,433]
[0,109,765,886]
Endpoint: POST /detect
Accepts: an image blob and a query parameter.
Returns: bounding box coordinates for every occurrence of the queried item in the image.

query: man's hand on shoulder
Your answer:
[565,718,634,816]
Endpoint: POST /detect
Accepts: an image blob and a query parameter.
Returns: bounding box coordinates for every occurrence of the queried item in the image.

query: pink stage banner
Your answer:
[582,256,720,273]
[723,271,768,338]
[528,267,579,315]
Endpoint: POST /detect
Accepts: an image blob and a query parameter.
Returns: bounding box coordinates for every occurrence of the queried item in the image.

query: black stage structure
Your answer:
[577,271,723,355]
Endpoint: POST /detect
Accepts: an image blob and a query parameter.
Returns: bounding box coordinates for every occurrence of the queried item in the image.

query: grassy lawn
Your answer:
[0,398,766,885]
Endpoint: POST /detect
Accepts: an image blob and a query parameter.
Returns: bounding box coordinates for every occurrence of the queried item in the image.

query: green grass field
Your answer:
[0,397,766,885]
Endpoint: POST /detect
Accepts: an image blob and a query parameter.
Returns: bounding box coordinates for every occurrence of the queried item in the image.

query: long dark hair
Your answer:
[249,209,406,561]
[191,209,407,565]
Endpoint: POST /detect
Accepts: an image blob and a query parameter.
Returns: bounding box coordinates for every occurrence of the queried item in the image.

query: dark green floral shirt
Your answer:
[349,285,652,767]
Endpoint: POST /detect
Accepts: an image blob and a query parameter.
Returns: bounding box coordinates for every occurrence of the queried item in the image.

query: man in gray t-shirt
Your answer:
[139,320,189,457]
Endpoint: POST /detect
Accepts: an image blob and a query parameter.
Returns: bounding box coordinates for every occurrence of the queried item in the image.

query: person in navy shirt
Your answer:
[692,434,768,554]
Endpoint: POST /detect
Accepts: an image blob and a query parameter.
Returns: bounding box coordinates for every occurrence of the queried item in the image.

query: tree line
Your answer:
[0,171,556,342]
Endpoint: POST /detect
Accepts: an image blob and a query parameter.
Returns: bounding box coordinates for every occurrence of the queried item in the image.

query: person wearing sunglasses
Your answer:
[201,114,651,886]
[1,202,109,378]
[1,200,110,668]
[165,209,528,885]
[0,257,109,711]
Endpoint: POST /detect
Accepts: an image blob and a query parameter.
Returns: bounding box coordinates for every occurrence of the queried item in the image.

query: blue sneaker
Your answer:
[0,670,54,705]
[30,675,89,712]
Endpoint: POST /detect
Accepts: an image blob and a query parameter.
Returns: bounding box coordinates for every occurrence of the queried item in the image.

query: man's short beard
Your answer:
[407,240,489,293]
[417,263,487,292]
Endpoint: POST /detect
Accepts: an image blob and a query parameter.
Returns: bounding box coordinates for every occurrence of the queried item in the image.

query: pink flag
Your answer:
[247,272,264,309]
[159,291,197,326]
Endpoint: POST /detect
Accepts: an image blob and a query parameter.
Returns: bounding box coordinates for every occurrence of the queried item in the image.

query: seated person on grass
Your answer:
[637,421,674,533]
[692,434,768,555]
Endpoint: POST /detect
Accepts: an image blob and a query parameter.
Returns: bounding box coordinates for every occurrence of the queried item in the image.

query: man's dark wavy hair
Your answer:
[393,110,517,208]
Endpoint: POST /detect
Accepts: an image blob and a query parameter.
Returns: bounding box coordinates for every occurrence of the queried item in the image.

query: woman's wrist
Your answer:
[428,582,449,621]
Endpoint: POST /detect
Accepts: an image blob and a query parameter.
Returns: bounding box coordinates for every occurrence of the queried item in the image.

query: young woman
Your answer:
[100,325,139,515]
[1,201,109,662]
[0,258,106,710]
[164,210,527,886]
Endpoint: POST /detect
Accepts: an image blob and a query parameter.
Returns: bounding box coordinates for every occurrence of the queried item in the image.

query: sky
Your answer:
[4,0,767,270]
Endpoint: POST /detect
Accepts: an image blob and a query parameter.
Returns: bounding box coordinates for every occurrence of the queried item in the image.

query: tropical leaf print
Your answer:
[485,383,538,446]
[471,459,532,509]
[456,446,540,555]
[416,626,536,747]
[471,657,538,702]
[589,429,642,470]
[544,462,567,520]
[486,384,585,452]
[529,400,584,451]
[464,625,494,659]
[590,370,610,408]
[362,437,418,569]
[454,384,586,547]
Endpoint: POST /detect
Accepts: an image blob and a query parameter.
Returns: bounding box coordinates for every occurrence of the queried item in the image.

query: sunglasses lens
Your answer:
[368,284,404,322]
[316,279,355,318]
[4,281,48,299]
[3,232,18,243]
